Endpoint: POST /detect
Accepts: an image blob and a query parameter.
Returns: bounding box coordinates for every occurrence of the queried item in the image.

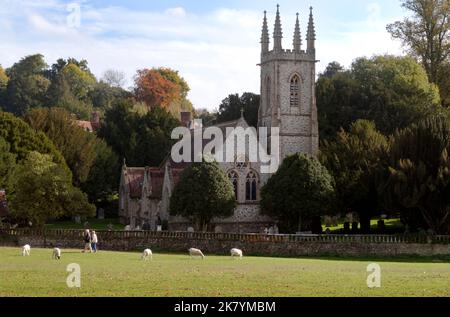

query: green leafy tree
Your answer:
[317,56,442,141]
[0,65,8,108]
[0,111,68,170]
[81,136,120,204]
[261,153,335,233]
[25,108,97,186]
[0,137,16,193]
[9,152,95,227]
[46,59,97,120]
[320,120,389,232]
[89,81,131,111]
[99,100,180,167]
[216,92,260,128]
[169,161,236,232]
[386,115,450,234]
[387,0,450,106]
[4,54,50,116]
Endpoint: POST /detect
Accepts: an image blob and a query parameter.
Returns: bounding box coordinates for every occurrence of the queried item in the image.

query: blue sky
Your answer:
[0,0,406,110]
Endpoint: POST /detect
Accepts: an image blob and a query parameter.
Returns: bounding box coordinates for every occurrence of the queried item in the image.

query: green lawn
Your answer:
[323,218,404,233]
[0,247,449,297]
[45,218,123,230]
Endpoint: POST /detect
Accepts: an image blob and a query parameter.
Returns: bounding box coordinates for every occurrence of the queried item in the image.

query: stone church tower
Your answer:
[258,5,319,161]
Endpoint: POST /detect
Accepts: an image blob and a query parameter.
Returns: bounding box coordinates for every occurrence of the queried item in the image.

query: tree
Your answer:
[4,54,50,116]
[9,152,95,227]
[89,81,131,111]
[261,153,335,233]
[0,137,16,193]
[317,56,442,141]
[46,58,97,120]
[169,161,236,232]
[320,120,389,232]
[387,0,450,106]
[320,61,345,78]
[0,65,8,107]
[25,107,120,206]
[25,108,97,186]
[102,69,127,88]
[386,115,450,234]
[195,108,217,126]
[98,100,180,167]
[81,136,120,205]
[0,111,68,170]
[134,69,181,110]
[216,93,260,128]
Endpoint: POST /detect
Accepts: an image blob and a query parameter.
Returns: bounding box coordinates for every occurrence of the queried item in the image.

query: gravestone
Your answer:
[97,208,105,220]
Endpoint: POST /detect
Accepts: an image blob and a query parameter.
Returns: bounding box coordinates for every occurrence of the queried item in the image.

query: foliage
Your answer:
[0,111,68,170]
[216,92,260,128]
[195,108,217,126]
[387,0,450,106]
[0,137,16,193]
[261,153,335,233]
[4,54,50,116]
[320,120,389,232]
[134,68,181,110]
[81,135,120,204]
[386,115,450,234]
[317,55,442,141]
[46,58,97,120]
[98,100,180,167]
[9,152,95,227]
[89,81,131,111]
[0,65,8,108]
[25,107,120,204]
[25,107,97,185]
[169,161,236,231]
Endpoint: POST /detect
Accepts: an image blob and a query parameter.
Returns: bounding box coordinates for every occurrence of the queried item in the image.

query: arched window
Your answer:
[290,74,300,107]
[245,171,258,201]
[228,171,239,201]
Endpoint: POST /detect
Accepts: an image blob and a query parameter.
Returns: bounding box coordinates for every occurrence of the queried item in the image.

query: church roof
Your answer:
[122,167,165,199]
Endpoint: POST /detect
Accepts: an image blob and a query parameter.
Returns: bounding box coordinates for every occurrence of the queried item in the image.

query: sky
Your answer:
[0,0,406,110]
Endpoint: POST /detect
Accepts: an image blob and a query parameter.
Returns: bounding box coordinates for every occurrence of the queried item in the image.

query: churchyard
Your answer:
[0,247,449,297]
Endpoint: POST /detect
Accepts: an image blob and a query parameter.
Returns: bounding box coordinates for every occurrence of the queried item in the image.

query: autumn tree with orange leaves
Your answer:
[134,69,181,110]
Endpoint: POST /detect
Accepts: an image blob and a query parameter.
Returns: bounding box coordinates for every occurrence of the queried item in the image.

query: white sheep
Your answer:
[189,248,205,259]
[142,249,153,261]
[230,248,243,259]
[22,244,31,256]
[52,248,61,260]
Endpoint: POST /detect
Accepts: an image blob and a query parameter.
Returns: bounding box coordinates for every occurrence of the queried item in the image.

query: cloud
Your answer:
[0,1,404,110]
[165,7,187,18]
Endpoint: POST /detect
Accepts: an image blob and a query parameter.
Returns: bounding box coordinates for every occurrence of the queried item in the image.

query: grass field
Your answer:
[1,247,449,297]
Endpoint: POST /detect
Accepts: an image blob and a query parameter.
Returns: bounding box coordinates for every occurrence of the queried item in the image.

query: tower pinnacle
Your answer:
[261,10,270,54]
[306,6,316,54]
[273,4,283,52]
[293,12,302,52]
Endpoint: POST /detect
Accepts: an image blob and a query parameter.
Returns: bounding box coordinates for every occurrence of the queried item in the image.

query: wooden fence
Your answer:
[2,228,450,244]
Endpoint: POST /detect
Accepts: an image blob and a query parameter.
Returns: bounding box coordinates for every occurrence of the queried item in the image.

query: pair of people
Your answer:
[82,229,98,253]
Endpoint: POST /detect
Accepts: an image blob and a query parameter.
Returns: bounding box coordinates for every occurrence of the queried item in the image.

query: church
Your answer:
[118,5,319,233]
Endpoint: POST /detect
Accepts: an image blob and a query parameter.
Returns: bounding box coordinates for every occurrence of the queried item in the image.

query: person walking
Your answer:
[91,230,98,253]
[82,229,92,253]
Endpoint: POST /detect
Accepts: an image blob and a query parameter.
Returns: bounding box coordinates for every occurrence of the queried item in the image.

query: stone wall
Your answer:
[2,230,450,257]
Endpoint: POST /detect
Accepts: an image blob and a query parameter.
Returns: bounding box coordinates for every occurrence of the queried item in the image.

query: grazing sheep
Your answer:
[52,248,61,260]
[230,248,243,259]
[142,249,152,261]
[188,248,205,259]
[22,244,31,256]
